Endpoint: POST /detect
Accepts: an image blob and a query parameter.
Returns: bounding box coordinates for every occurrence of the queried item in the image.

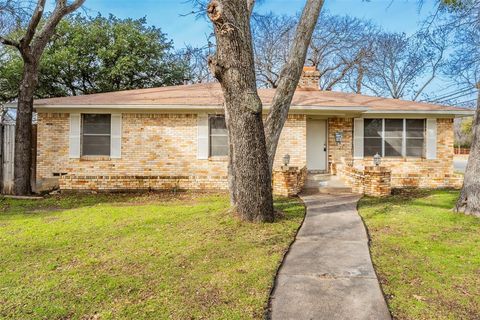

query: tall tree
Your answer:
[252,12,378,92]
[307,13,377,92]
[252,13,296,88]
[457,84,480,216]
[440,0,480,216]
[205,0,323,222]
[180,43,215,84]
[362,29,448,100]
[0,0,85,195]
[0,14,187,102]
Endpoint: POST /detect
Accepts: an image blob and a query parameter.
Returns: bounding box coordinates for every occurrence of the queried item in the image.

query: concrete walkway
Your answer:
[270,193,391,320]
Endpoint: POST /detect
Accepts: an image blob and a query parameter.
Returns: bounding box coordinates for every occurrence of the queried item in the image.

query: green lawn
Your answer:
[358,190,480,320]
[0,193,305,320]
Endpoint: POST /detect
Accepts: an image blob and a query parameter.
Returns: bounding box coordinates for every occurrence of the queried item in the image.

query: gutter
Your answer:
[11,101,473,117]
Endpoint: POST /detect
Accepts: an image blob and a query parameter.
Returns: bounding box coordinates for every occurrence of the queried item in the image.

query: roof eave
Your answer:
[363,110,475,118]
[31,103,475,118]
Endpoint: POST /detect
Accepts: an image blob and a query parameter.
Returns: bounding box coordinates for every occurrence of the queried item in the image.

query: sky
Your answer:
[77,0,439,48]
[43,0,473,105]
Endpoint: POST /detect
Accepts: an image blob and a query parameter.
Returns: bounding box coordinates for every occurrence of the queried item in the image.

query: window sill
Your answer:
[209,156,228,162]
[80,155,111,161]
[362,156,426,161]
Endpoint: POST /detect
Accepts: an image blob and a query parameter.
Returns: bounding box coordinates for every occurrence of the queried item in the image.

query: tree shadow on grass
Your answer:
[360,188,459,214]
[273,196,306,222]
[0,191,215,218]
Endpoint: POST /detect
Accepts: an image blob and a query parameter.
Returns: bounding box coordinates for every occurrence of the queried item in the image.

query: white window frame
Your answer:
[208,114,228,157]
[81,114,112,157]
[364,118,426,158]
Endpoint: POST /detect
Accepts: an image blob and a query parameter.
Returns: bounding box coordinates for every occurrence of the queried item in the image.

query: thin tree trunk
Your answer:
[13,61,38,195]
[208,0,274,222]
[456,86,480,216]
[264,0,324,170]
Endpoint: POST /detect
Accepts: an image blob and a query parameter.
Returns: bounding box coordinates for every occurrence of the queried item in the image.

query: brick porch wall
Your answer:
[328,117,462,189]
[36,113,307,192]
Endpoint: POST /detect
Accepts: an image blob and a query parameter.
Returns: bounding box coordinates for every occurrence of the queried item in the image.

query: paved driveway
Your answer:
[269,193,391,320]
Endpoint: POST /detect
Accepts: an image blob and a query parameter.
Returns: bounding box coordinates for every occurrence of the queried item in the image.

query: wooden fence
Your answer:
[1,124,15,194]
[0,124,37,194]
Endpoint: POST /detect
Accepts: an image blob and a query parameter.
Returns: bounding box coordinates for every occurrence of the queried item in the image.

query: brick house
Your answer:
[31,68,473,195]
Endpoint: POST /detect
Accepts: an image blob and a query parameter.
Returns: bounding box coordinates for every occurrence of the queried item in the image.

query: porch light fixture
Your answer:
[283,154,291,167]
[373,153,382,166]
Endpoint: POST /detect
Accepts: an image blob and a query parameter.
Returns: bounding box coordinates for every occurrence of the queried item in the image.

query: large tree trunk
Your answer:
[13,61,38,195]
[456,87,480,216]
[208,0,274,222]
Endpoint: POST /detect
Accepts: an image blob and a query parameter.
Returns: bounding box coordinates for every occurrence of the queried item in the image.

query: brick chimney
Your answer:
[298,66,320,89]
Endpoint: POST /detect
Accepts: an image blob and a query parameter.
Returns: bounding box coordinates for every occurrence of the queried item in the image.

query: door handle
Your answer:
[324,144,327,152]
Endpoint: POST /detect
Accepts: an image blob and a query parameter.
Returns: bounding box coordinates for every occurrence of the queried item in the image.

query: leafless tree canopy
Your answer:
[0,0,25,35]
[441,0,480,89]
[251,12,378,91]
[180,42,216,84]
[363,29,448,100]
[252,13,296,88]
[308,13,377,92]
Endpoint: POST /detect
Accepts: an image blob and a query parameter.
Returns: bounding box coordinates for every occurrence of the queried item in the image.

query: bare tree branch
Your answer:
[0,35,19,47]
[32,0,85,57]
[20,0,46,47]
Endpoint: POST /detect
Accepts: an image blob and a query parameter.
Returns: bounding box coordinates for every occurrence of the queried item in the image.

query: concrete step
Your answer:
[306,174,331,182]
[304,174,352,194]
[303,186,353,195]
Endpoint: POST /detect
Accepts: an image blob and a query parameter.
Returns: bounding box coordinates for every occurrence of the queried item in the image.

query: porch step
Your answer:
[303,174,352,194]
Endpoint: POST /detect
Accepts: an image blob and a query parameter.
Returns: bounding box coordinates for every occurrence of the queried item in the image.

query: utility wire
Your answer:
[430,87,476,102]
[430,87,472,100]
[437,92,478,105]
[455,99,477,105]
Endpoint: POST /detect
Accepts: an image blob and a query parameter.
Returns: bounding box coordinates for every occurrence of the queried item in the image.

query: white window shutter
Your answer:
[111,113,122,159]
[426,118,437,159]
[69,113,81,158]
[197,113,209,159]
[353,118,364,159]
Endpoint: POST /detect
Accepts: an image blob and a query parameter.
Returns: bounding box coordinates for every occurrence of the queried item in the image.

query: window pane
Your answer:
[211,145,229,157]
[211,136,228,156]
[406,120,424,157]
[211,136,228,147]
[83,114,111,134]
[385,137,402,157]
[364,119,382,137]
[384,119,403,138]
[210,116,227,135]
[364,138,382,157]
[406,138,424,157]
[209,116,228,156]
[82,135,110,156]
[406,119,425,138]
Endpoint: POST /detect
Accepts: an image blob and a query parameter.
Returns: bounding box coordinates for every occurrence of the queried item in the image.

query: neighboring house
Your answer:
[29,68,473,193]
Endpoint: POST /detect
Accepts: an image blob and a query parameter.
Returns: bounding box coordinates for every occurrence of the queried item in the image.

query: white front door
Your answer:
[306,119,327,171]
